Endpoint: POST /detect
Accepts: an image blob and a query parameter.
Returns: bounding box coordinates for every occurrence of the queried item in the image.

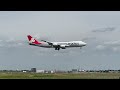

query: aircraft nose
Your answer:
[83,42,87,46]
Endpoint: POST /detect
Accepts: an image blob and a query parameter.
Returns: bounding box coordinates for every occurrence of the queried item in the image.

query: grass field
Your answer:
[0,72,120,79]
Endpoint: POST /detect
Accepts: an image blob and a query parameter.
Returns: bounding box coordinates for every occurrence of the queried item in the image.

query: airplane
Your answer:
[27,35,87,50]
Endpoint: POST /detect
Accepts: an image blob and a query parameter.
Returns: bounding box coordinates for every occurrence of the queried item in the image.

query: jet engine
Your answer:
[60,45,66,49]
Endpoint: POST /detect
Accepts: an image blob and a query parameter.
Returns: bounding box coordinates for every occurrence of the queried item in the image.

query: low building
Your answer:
[31,68,36,72]
[36,70,45,73]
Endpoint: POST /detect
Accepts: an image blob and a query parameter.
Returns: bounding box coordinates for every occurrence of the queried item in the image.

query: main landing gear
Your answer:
[55,47,60,50]
[55,45,60,50]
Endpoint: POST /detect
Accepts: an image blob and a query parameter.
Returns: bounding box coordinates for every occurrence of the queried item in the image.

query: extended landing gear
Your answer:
[55,45,60,50]
[55,47,60,50]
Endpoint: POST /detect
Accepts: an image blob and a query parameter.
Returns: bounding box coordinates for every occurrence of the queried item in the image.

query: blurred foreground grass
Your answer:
[0,72,120,79]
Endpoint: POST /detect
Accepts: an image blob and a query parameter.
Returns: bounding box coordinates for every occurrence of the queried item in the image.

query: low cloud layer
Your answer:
[81,37,96,41]
[0,38,25,48]
[96,45,106,50]
[33,34,51,41]
[104,40,120,45]
[92,27,116,33]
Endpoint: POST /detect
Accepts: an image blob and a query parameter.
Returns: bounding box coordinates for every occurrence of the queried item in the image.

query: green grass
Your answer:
[0,72,120,79]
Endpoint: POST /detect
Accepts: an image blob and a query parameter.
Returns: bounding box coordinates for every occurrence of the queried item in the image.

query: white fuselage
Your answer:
[37,41,86,48]
[27,35,87,50]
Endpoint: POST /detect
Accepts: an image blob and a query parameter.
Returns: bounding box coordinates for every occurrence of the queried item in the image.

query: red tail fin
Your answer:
[27,35,41,44]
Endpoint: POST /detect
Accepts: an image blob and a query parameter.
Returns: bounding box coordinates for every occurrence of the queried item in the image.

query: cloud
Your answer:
[0,44,4,47]
[17,43,23,46]
[34,34,40,39]
[33,47,84,57]
[112,47,119,52]
[0,38,25,48]
[96,45,106,50]
[92,27,116,33]
[33,34,50,41]
[0,40,3,42]
[7,43,24,48]
[53,50,76,57]
[104,40,120,45]
[82,37,96,41]
[111,47,120,52]
[94,40,120,52]
[6,38,15,42]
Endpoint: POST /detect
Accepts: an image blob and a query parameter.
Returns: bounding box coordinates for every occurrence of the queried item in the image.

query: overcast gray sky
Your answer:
[0,11,120,71]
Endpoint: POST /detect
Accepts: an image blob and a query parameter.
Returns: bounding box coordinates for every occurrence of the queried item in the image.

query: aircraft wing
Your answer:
[41,40,69,46]
[41,40,53,45]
